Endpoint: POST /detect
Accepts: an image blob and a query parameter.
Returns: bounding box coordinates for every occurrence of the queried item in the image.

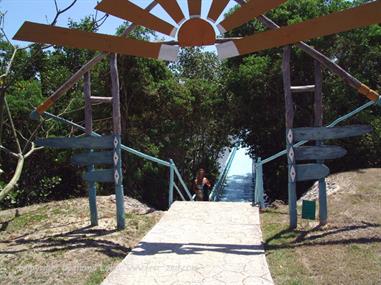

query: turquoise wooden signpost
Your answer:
[36,54,127,230]
[282,46,372,228]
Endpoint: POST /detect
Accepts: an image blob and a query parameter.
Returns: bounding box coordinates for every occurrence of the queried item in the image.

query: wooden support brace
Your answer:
[90,96,113,104]
[291,85,315,93]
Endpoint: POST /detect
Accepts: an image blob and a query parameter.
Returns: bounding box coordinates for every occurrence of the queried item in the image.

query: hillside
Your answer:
[0,196,163,285]
[261,168,381,284]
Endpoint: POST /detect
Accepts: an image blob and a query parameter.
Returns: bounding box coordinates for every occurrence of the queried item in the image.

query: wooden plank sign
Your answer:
[71,151,114,166]
[296,163,329,182]
[295,145,347,161]
[36,136,114,149]
[293,125,372,142]
[83,169,114,183]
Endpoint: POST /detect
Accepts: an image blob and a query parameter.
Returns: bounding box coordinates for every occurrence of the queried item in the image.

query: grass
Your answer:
[0,196,163,285]
[261,168,381,285]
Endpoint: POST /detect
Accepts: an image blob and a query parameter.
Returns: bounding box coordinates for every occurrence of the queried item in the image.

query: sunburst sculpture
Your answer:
[13,0,381,61]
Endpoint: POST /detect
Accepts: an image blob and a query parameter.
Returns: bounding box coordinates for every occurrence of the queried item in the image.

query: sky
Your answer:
[0,0,237,52]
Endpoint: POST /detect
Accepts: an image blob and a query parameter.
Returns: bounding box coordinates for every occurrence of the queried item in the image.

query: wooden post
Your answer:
[255,158,265,209]
[168,159,175,208]
[282,46,297,229]
[314,60,328,225]
[110,54,125,230]
[83,72,98,226]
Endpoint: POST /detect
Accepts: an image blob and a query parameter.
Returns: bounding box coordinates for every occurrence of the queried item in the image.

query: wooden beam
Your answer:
[32,1,158,116]
[282,46,297,229]
[83,71,98,226]
[110,53,125,230]
[96,0,177,37]
[256,14,380,101]
[90,96,113,104]
[291,85,315,93]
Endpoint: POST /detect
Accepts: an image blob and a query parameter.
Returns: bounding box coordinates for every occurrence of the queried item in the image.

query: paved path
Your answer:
[219,147,254,202]
[102,202,273,285]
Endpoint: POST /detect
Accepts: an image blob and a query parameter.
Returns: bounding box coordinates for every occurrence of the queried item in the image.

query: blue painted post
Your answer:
[255,158,265,209]
[83,72,98,226]
[110,54,125,230]
[168,159,175,208]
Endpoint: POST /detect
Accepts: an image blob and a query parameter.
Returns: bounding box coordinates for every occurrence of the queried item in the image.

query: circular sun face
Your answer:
[177,18,216,47]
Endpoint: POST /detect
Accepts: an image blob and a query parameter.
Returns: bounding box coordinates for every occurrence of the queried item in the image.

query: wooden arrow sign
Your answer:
[295,163,330,182]
[36,136,114,149]
[71,151,114,166]
[295,145,347,161]
[83,169,114,183]
[293,125,372,142]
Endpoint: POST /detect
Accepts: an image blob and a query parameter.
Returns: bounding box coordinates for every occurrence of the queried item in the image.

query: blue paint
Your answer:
[261,100,377,165]
[295,163,330,182]
[87,158,98,226]
[83,169,114,183]
[41,111,171,167]
[254,158,265,209]
[295,145,347,161]
[113,135,125,230]
[286,128,297,229]
[168,160,175,207]
[293,125,372,142]
[172,162,193,200]
[71,151,114,165]
[36,136,114,149]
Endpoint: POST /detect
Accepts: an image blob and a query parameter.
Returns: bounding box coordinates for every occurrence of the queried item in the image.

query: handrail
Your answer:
[172,161,193,200]
[209,146,238,201]
[260,99,378,166]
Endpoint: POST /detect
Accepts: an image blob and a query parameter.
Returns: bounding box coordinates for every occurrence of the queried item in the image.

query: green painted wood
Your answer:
[71,151,114,166]
[302,200,316,220]
[295,145,347,161]
[83,169,114,183]
[168,160,175,207]
[36,136,114,149]
[293,124,372,142]
[295,163,330,182]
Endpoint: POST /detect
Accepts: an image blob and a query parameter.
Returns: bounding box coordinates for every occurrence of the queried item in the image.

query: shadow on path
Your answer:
[131,241,265,256]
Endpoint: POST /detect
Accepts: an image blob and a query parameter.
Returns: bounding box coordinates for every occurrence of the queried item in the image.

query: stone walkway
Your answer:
[102,202,273,285]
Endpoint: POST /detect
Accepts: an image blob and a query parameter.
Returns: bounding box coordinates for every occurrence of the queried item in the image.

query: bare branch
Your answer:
[4,97,21,153]
[0,145,19,158]
[50,0,78,26]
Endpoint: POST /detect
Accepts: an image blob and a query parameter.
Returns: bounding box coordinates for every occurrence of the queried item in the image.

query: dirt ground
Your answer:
[0,196,163,285]
[262,168,381,285]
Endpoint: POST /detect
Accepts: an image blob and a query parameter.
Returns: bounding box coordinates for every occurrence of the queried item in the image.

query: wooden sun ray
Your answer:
[207,0,230,23]
[217,0,381,59]
[13,22,179,61]
[96,0,177,37]
[217,0,286,33]
[156,0,185,24]
[188,0,202,17]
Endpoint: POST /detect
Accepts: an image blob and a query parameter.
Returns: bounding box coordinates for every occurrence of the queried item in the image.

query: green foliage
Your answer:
[1,0,380,209]
[225,0,381,200]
